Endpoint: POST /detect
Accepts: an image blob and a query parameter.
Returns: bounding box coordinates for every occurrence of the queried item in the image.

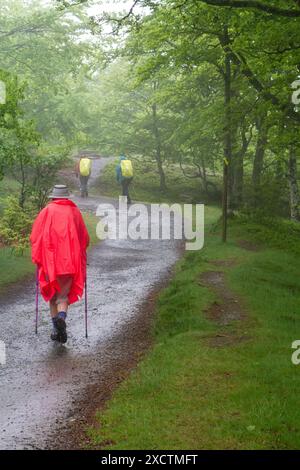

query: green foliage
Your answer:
[98,157,221,204]
[235,209,300,255]
[1,0,299,219]
[24,144,69,209]
[94,0,300,218]
[243,173,289,217]
[0,0,104,164]
[0,70,24,181]
[0,177,21,214]
[0,196,34,252]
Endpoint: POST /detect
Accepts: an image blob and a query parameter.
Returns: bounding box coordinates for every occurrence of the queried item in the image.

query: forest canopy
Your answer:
[0,0,299,230]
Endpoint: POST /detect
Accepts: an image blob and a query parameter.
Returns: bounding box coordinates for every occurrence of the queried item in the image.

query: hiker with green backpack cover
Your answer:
[116,155,134,204]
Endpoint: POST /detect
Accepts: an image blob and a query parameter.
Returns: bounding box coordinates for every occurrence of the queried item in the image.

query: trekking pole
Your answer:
[35,266,39,335]
[85,274,88,339]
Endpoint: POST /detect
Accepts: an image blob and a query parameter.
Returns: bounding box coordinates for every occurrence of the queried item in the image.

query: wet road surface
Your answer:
[0,158,182,449]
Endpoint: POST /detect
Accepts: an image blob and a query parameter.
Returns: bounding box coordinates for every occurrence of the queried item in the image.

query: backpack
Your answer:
[80,158,92,177]
[120,159,133,179]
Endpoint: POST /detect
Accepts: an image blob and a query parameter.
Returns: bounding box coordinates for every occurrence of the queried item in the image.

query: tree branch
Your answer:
[199,0,300,17]
[218,34,300,123]
[179,154,202,178]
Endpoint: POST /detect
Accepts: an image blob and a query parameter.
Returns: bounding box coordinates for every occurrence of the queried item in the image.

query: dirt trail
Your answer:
[0,158,182,450]
[200,267,249,348]
[201,270,245,325]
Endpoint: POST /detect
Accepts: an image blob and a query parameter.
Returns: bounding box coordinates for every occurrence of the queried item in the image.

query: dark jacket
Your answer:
[116,156,127,183]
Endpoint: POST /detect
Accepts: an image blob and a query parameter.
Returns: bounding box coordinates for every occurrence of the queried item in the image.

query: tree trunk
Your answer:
[288,147,300,221]
[201,157,209,195]
[228,153,234,210]
[231,124,250,209]
[252,116,268,206]
[222,26,232,242]
[19,155,26,208]
[152,101,167,192]
[232,152,244,207]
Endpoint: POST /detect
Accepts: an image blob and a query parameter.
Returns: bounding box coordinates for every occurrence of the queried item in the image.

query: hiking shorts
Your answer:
[51,275,73,305]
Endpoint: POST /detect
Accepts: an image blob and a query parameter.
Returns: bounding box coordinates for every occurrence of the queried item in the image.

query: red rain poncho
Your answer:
[30,199,90,304]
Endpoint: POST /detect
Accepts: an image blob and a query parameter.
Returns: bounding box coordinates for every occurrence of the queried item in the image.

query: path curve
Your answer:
[0,158,182,450]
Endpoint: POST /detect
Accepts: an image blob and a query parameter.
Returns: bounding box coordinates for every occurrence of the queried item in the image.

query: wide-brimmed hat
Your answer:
[48,184,70,199]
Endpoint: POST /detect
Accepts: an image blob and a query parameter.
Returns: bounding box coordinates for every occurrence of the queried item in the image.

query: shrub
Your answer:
[0,197,34,253]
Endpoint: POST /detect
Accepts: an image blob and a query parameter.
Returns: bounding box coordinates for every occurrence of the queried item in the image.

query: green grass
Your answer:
[0,211,99,292]
[83,212,99,246]
[0,247,35,292]
[96,157,221,204]
[232,210,300,255]
[87,206,300,450]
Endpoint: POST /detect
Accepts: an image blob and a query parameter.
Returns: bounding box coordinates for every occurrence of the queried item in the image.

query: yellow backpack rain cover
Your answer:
[80,158,92,177]
[121,159,133,178]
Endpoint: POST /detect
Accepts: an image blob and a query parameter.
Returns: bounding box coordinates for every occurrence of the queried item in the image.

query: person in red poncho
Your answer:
[30,184,90,343]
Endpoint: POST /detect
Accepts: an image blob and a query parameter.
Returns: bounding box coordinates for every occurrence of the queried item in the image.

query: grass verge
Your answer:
[87,206,300,450]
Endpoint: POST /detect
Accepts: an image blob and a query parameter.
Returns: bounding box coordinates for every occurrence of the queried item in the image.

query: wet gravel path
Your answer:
[0,158,182,449]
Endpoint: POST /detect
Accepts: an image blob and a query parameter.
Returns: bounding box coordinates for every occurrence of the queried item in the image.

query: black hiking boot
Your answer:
[56,317,68,344]
[51,317,59,341]
[50,329,59,341]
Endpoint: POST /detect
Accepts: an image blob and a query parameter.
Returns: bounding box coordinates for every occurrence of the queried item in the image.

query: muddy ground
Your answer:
[200,266,250,348]
[0,158,182,450]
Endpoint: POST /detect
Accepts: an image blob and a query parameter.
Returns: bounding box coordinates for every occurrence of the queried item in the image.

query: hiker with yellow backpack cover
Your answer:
[76,156,92,198]
[116,155,134,204]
